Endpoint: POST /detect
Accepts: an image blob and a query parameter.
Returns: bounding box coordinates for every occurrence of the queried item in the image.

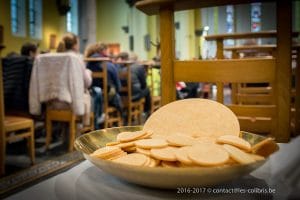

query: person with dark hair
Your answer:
[116,52,151,116]
[85,43,123,128]
[20,42,38,58]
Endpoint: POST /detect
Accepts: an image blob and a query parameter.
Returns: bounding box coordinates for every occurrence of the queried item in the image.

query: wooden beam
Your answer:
[224,45,276,52]
[276,1,292,142]
[227,105,276,118]
[136,0,272,15]
[160,8,176,105]
[205,31,277,41]
[205,31,299,41]
[174,59,276,83]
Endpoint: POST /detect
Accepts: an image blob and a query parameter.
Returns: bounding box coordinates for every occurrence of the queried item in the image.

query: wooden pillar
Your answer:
[276,1,292,142]
[160,8,176,105]
[216,39,224,103]
[0,59,5,175]
[216,39,224,59]
[194,9,201,59]
[296,47,300,134]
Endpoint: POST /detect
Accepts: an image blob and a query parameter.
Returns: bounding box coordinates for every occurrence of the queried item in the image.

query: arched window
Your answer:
[66,0,78,34]
[29,0,42,39]
[10,0,26,37]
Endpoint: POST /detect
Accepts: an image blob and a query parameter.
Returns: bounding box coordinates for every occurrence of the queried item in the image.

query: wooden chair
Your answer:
[118,62,145,125]
[136,0,292,142]
[148,65,161,114]
[140,61,161,114]
[85,58,123,128]
[30,53,94,152]
[1,59,35,176]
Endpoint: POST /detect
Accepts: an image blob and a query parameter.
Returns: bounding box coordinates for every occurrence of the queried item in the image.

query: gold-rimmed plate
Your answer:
[74,126,272,189]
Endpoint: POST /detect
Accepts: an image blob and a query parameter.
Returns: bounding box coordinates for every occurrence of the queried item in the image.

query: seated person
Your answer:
[2,43,39,115]
[21,42,39,59]
[85,43,123,118]
[116,52,151,116]
[53,33,92,126]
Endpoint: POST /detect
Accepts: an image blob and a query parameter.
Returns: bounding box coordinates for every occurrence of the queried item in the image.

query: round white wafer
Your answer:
[150,147,178,161]
[116,141,135,148]
[216,135,251,151]
[106,141,120,146]
[138,130,154,139]
[188,143,229,166]
[148,158,160,167]
[135,138,168,149]
[136,147,151,156]
[91,146,122,159]
[117,131,147,142]
[223,144,255,164]
[113,153,148,166]
[107,152,127,160]
[166,134,196,146]
[174,146,194,165]
[143,99,240,139]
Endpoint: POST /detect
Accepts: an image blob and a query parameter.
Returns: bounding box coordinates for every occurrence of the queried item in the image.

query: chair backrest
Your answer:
[86,58,108,117]
[174,58,277,135]
[30,53,85,116]
[118,63,132,107]
[2,55,33,113]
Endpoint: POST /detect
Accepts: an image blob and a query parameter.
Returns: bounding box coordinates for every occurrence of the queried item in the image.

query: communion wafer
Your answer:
[216,135,251,152]
[188,143,229,166]
[112,153,148,166]
[150,147,178,161]
[251,138,279,157]
[135,138,168,149]
[138,131,154,139]
[136,147,151,156]
[91,146,122,159]
[107,152,128,160]
[174,146,194,165]
[143,99,240,139]
[116,141,135,148]
[166,134,196,147]
[99,149,126,160]
[194,136,216,144]
[223,144,256,164]
[106,141,120,146]
[148,158,160,167]
[143,156,152,166]
[117,131,147,142]
[123,146,136,153]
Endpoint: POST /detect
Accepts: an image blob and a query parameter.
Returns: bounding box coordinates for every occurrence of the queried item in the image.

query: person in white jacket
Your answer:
[30,33,92,126]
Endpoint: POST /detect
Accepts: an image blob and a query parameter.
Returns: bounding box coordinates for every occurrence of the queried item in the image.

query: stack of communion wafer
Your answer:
[90,130,278,168]
[90,99,278,168]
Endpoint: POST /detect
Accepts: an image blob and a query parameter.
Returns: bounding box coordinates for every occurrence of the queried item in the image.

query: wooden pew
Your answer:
[1,59,35,176]
[116,61,145,125]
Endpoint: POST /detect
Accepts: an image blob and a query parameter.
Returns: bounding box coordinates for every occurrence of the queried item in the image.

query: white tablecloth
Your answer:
[6,137,300,200]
